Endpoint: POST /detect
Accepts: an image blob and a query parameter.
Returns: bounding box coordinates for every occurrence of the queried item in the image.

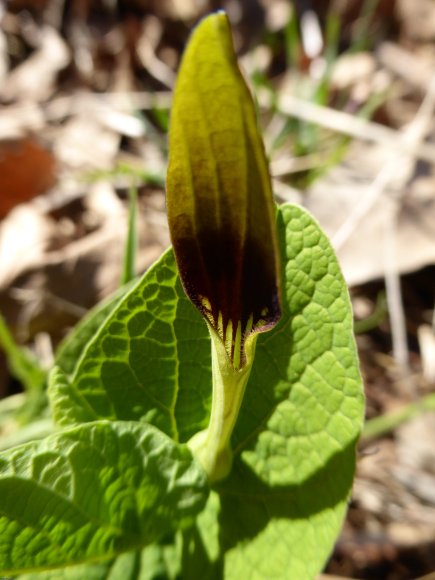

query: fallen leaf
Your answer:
[305,142,435,286]
[1,26,69,102]
[0,136,57,218]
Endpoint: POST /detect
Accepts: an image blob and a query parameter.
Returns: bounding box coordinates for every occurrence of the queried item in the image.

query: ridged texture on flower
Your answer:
[166,12,280,368]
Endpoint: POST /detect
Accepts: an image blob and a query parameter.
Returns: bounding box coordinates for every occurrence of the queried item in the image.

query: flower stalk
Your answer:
[188,330,257,482]
[166,12,281,482]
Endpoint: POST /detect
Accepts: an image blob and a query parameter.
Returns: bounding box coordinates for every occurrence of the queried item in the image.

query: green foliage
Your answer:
[0,314,48,431]
[45,201,362,579]
[0,421,207,575]
[17,543,184,580]
[0,12,363,580]
[55,282,136,378]
[0,314,46,393]
[3,200,363,579]
[49,249,212,441]
[121,186,139,286]
[210,204,362,579]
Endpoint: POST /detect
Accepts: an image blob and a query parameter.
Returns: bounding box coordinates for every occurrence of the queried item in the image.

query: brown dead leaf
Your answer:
[378,41,435,93]
[1,26,69,102]
[0,136,57,218]
[397,0,435,42]
[0,28,8,85]
[0,180,169,342]
[305,142,435,286]
[54,114,120,171]
[0,204,55,289]
[331,52,377,91]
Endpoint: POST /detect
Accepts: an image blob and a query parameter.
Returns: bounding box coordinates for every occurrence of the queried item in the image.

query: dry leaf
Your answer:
[0,136,57,218]
[305,142,435,286]
[1,26,69,102]
[54,115,120,170]
[0,204,55,289]
[397,0,435,42]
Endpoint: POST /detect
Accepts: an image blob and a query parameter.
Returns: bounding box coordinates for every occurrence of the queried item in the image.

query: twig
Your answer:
[418,324,435,383]
[383,213,408,368]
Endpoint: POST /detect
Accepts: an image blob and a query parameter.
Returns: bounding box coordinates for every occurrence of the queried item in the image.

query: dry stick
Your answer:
[329,144,413,368]
[383,211,409,369]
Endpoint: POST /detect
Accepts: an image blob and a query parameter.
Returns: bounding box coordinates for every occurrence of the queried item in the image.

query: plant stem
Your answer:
[0,314,46,392]
[120,184,138,286]
[187,330,257,483]
[362,392,435,441]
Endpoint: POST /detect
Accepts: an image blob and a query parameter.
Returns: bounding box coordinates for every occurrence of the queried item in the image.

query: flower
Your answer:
[166,12,281,370]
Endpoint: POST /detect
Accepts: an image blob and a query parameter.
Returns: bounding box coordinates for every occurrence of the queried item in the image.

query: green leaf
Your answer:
[167,12,280,367]
[0,313,46,392]
[54,249,212,443]
[0,417,53,451]
[17,560,114,580]
[181,492,222,580]
[20,497,222,580]
[54,202,363,577]
[48,366,95,427]
[17,542,183,580]
[0,420,208,575]
[214,203,364,578]
[55,282,135,377]
[0,313,48,426]
[120,186,138,286]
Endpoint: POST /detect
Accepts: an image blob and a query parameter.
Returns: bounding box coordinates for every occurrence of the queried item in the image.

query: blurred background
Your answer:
[1,1,435,578]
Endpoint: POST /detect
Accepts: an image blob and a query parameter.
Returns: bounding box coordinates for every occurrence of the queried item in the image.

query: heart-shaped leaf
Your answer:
[52,201,363,577]
[0,421,208,575]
